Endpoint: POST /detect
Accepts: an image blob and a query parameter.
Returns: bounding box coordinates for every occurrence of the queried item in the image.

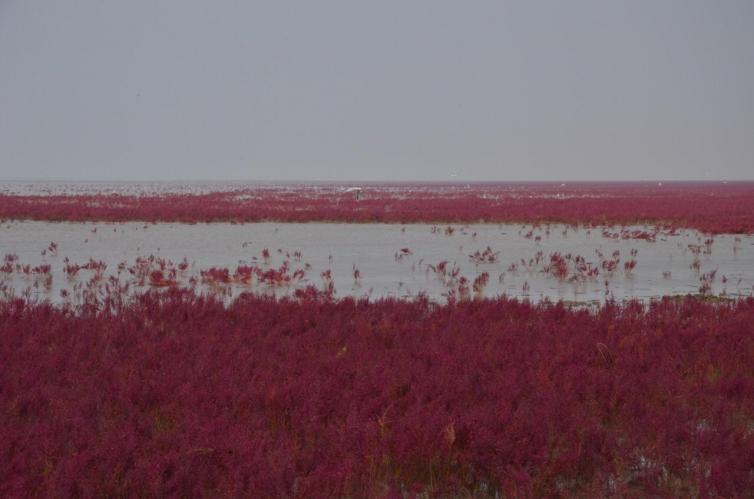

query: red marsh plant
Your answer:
[0,283,727,499]
[2,182,754,233]
[469,246,500,265]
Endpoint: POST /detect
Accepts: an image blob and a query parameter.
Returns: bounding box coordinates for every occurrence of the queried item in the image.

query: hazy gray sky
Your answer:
[1,1,752,181]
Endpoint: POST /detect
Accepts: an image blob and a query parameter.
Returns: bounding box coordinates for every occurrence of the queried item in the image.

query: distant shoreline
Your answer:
[1,182,753,234]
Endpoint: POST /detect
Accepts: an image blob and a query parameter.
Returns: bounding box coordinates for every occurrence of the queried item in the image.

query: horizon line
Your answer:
[1,178,753,184]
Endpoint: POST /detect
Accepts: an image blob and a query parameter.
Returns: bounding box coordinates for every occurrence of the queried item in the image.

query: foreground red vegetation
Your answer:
[2,182,754,233]
[2,291,753,497]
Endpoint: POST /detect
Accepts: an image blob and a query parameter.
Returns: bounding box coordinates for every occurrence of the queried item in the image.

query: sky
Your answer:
[0,1,752,182]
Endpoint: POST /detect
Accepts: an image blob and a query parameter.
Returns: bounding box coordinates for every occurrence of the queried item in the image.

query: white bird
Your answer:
[344,187,362,201]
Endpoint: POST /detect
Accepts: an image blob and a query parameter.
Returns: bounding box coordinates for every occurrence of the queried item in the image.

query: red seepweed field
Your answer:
[1,289,754,497]
[1,181,754,497]
[2,181,754,233]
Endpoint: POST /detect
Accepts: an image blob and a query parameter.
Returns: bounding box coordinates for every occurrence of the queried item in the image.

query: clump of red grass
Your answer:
[1,290,753,497]
[2,182,754,233]
[469,246,500,265]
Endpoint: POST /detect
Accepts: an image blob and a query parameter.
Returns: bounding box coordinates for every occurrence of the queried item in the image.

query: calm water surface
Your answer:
[2,221,753,303]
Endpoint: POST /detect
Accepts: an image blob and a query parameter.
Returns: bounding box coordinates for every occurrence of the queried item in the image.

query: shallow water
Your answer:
[1,221,753,302]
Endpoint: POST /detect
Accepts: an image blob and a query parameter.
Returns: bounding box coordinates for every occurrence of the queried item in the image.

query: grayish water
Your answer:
[1,221,752,302]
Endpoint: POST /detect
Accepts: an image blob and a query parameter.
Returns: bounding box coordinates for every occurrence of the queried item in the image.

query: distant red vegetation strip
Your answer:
[2,291,753,496]
[2,182,754,233]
